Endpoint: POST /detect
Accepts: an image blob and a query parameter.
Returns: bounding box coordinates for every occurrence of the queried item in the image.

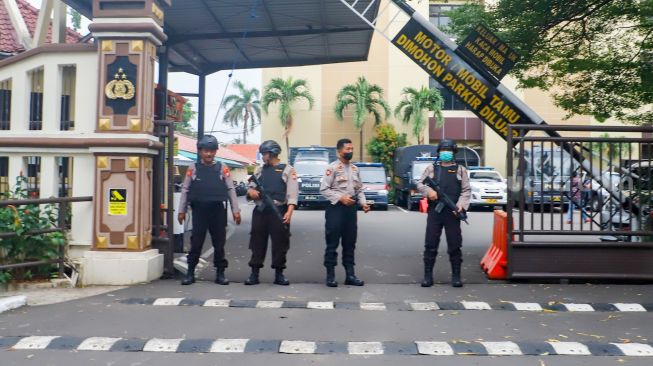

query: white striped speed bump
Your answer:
[279,340,317,354]
[3,336,653,356]
[348,342,384,355]
[122,297,652,313]
[209,338,248,353]
[77,337,122,351]
[143,338,183,352]
[409,302,440,311]
[152,298,184,306]
[12,336,60,350]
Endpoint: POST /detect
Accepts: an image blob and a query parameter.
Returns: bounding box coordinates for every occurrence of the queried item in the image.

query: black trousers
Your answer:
[188,201,228,269]
[324,203,358,268]
[248,206,290,269]
[423,207,463,266]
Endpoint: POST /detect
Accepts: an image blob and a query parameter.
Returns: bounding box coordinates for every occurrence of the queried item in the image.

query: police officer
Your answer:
[178,135,242,286]
[320,138,370,287]
[416,139,471,288]
[245,140,299,286]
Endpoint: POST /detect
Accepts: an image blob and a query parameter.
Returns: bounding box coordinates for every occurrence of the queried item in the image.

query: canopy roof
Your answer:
[64,0,379,75]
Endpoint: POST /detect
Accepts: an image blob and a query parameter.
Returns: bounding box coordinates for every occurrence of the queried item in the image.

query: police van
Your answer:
[467,167,507,208]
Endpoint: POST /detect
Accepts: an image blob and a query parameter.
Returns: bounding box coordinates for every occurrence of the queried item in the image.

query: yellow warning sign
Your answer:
[109,188,127,216]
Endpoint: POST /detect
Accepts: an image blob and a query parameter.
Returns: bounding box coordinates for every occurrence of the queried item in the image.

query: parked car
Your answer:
[467,167,507,209]
[295,159,330,208]
[354,162,389,210]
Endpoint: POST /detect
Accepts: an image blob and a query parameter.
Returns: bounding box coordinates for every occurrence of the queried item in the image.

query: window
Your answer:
[58,157,73,197]
[29,68,44,130]
[429,4,460,31]
[25,156,41,198]
[429,4,468,110]
[0,79,10,130]
[60,66,76,130]
[0,157,8,198]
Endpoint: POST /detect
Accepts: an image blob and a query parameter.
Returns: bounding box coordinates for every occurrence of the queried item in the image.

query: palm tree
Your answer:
[394,86,444,144]
[261,77,315,152]
[222,80,261,144]
[334,76,390,161]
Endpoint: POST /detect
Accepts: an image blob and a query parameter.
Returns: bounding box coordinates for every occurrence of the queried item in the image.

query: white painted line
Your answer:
[548,342,591,355]
[279,340,317,354]
[415,341,454,355]
[360,302,386,311]
[143,338,183,353]
[410,302,440,311]
[77,337,122,351]
[0,295,27,314]
[563,303,595,312]
[348,342,384,355]
[612,303,647,312]
[612,343,653,356]
[395,205,409,213]
[480,341,522,355]
[152,298,184,306]
[307,301,334,310]
[203,299,230,307]
[511,302,543,312]
[12,336,60,350]
[256,301,283,309]
[461,301,492,310]
[209,338,248,353]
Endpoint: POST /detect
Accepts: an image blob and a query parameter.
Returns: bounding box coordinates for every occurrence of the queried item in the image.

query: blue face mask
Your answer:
[439,151,454,162]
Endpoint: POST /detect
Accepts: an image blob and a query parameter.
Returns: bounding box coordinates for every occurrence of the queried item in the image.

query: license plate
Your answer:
[366,200,374,204]
[485,198,498,203]
[304,195,318,200]
[552,196,561,202]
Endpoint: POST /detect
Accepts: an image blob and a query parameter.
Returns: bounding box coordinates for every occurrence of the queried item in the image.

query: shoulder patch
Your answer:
[223,166,230,177]
[186,168,193,177]
[291,169,297,180]
[325,169,332,176]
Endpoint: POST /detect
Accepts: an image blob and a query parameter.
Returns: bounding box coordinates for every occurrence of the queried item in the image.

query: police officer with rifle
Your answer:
[416,139,471,288]
[245,140,299,286]
[178,135,241,286]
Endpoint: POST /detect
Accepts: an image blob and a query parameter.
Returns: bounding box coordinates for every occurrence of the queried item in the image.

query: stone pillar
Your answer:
[81,0,170,285]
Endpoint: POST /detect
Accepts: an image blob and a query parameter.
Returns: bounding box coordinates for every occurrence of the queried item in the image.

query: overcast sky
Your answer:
[29,1,263,144]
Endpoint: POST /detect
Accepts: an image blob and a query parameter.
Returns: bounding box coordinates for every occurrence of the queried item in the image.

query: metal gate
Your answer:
[507,124,653,279]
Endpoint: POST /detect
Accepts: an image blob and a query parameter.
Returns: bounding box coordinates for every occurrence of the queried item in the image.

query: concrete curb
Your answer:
[0,295,27,314]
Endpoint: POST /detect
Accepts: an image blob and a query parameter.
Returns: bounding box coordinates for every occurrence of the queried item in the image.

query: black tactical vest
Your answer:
[435,163,462,203]
[189,162,228,203]
[260,164,287,202]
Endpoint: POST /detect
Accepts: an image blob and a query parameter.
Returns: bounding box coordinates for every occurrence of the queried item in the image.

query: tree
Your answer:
[261,77,315,152]
[334,76,391,161]
[175,101,197,137]
[445,0,653,125]
[222,80,261,144]
[69,9,82,31]
[366,123,408,179]
[394,86,444,144]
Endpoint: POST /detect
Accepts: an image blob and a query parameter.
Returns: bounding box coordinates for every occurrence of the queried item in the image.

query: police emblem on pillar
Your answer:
[104,56,137,115]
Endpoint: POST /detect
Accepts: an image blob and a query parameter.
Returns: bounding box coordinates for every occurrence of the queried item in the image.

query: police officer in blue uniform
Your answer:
[178,135,241,286]
[245,140,299,286]
[416,139,471,288]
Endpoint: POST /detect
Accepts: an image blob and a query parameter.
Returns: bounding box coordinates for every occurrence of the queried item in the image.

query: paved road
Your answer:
[1,200,652,365]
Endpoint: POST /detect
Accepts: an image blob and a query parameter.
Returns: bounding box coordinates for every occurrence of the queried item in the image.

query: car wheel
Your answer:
[378,204,388,211]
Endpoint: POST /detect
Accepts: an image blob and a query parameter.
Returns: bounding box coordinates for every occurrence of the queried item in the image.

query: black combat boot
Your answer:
[344,265,364,286]
[451,262,463,288]
[325,267,338,287]
[421,262,434,287]
[273,268,290,286]
[244,267,260,285]
[215,268,229,285]
[181,264,196,285]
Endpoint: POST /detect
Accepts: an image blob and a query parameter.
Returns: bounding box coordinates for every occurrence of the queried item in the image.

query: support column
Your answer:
[38,155,58,198]
[81,0,171,285]
[198,74,206,140]
[42,63,61,132]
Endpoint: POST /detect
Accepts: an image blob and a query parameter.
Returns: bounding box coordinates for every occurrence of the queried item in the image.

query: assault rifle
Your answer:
[423,174,469,225]
[248,175,287,227]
